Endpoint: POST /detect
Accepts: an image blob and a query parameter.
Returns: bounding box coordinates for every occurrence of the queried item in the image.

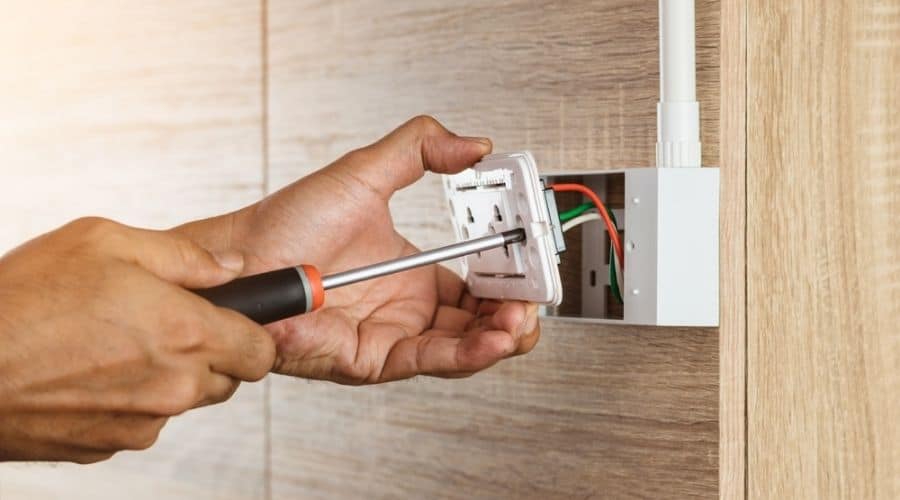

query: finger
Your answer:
[378,329,516,382]
[514,322,542,355]
[107,224,244,288]
[196,372,241,408]
[459,292,480,314]
[436,265,466,307]
[202,305,276,382]
[0,417,114,463]
[467,301,529,337]
[331,115,492,198]
[74,414,168,452]
[431,305,475,331]
[476,300,505,316]
[3,412,167,455]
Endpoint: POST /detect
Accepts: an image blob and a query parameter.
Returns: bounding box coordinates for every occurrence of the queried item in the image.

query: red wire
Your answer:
[551,183,625,267]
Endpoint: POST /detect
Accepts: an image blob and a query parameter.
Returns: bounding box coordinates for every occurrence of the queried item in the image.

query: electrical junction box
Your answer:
[444,151,719,328]
[542,167,719,327]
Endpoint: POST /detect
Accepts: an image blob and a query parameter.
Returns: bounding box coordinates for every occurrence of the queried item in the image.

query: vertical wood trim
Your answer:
[748,0,899,498]
[719,0,748,498]
[260,1,273,499]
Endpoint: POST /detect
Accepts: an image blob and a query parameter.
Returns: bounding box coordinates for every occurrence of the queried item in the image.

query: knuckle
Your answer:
[339,359,380,386]
[410,114,440,132]
[170,318,210,351]
[69,216,115,233]
[130,421,165,451]
[68,217,124,246]
[156,375,202,416]
[245,332,276,382]
[173,236,204,269]
[516,325,541,355]
[211,379,241,404]
[159,306,210,349]
[341,145,374,166]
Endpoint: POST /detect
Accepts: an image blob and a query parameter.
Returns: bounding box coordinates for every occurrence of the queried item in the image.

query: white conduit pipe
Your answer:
[657,0,702,167]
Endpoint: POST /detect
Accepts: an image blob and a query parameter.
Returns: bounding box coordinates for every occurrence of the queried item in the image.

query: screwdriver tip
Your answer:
[502,228,527,244]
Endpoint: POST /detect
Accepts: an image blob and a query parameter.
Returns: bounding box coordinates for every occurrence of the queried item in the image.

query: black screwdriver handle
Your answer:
[192,265,324,325]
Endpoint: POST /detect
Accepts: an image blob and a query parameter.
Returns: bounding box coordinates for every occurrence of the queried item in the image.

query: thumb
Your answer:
[329,115,492,199]
[111,227,245,288]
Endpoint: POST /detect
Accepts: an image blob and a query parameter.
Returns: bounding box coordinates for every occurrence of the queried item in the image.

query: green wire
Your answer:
[558,202,595,222]
[608,210,624,304]
[558,200,623,304]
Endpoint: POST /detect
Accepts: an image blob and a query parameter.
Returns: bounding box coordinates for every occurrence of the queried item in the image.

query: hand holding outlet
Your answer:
[178,116,541,384]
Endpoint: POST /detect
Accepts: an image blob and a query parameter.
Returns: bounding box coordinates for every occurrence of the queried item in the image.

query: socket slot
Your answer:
[444,152,563,305]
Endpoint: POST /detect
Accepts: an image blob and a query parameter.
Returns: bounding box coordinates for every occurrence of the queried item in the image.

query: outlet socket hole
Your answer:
[466,207,474,223]
[589,270,597,287]
[493,205,503,222]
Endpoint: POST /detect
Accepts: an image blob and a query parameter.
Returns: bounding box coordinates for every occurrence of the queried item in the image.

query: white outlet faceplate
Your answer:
[443,152,563,305]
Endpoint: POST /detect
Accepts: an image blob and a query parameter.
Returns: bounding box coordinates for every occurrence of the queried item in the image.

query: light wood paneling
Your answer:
[747,0,899,498]
[0,2,267,499]
[266,1,725,498]
[719,0,747,498]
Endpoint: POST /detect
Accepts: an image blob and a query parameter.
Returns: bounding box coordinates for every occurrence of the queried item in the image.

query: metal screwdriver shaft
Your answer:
[194,228,526,325]
[321,228,526,290]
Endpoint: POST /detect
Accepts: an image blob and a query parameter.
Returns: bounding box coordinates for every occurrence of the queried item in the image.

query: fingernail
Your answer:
[518,305,539,337]
[461,136,492,149]
[212,249,244,273]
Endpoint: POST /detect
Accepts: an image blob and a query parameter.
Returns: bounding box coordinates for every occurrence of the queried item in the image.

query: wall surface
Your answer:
[0,1,742,499]
[0,2,269,499]
[747,0,899,498]
[265,1,725,498]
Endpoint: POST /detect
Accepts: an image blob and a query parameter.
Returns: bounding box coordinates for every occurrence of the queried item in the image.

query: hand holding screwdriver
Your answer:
[178,115,541,385]
[194,229,526,325]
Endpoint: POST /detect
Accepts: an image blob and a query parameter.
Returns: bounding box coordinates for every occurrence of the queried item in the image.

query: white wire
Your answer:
[561,212,602,232]
[561,211,625,292]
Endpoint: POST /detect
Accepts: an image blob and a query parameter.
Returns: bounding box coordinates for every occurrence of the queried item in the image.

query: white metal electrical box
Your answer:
[542,167,719,327]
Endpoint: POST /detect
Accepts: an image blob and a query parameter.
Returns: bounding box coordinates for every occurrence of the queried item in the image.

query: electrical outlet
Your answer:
[444,152,563,305]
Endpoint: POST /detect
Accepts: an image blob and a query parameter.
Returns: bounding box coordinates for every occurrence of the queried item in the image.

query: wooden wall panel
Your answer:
[718,0,747,498]
[266,1,726,498]
[0,2,267,499]
[747,0,899,498]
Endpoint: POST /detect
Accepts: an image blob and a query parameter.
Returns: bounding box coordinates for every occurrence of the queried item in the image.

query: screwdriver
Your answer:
[193,228,526,325]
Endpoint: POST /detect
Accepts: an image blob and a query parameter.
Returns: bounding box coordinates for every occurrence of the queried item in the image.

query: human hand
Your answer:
[0,218,275,463]
[178,116,541,384]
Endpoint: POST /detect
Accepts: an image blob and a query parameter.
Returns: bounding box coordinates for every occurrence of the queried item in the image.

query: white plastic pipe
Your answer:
[657,0,701,167]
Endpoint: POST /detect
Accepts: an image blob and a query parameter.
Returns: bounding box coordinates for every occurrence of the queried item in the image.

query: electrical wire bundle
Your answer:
[551,184,624,304]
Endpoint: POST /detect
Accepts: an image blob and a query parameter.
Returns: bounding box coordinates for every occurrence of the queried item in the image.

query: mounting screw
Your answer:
[632,289,640,295]
[632,197,640,204]
[626,241,635,251]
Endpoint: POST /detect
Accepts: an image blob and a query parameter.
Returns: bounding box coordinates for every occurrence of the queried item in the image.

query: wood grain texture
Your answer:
[266,1,725,498]
[0,2,267,498]
[718,0,747,498]
[747,0,899,498]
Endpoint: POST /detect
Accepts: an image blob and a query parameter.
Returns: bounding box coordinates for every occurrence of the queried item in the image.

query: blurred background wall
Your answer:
[2,1,895,499]
[0,2,269,498]
[0,2,729,498]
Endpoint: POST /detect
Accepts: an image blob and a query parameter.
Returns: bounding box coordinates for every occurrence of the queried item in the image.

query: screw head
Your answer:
[632,289,640,295]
